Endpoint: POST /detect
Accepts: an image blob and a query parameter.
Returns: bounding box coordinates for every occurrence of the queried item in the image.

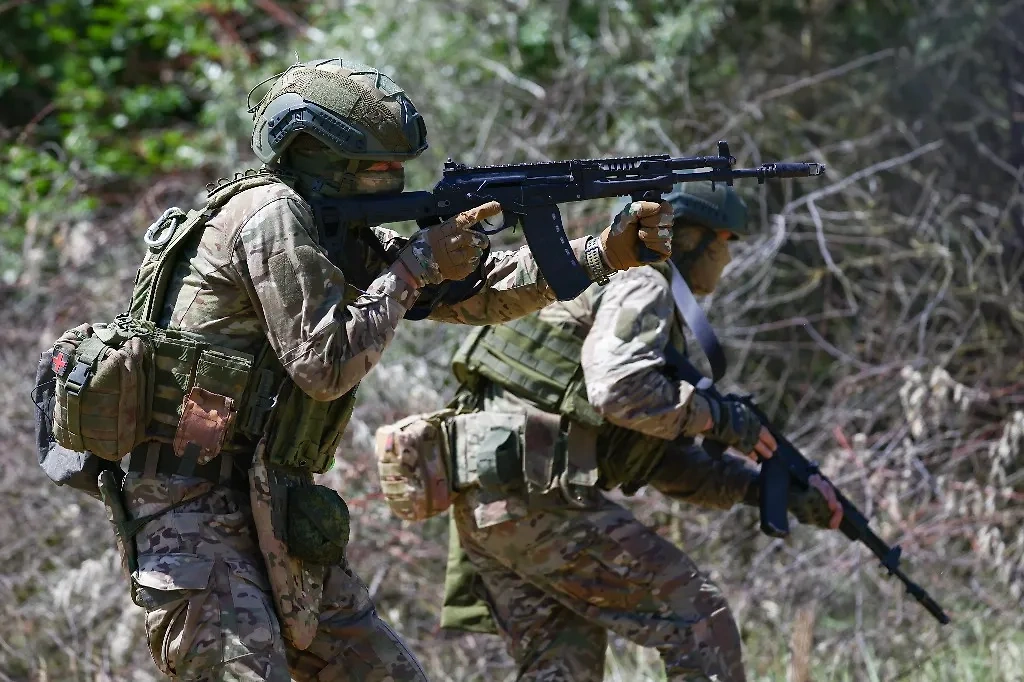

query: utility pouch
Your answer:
[51,319,153,460]
[286,484,350,565]
[34,348,118,498]
[374,408,457,521]
[166,343,253,463]
[250,441,326,650]
[172,387,236,466]
[447,411,526,494]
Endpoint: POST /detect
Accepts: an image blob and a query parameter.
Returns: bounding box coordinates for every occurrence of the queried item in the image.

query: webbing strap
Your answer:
[129,442,250,490]
[668,261,726,386]
[63,336,109,451]
[72,336,107,373]
[137,209,207,323]
[144,441,160,478]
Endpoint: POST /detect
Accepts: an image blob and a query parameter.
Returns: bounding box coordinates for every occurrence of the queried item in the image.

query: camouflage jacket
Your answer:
[490,265,757,509]
[159,176,586,403]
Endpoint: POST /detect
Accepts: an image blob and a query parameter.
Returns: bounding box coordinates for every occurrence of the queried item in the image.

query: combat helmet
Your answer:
[665,182,748,238]
[251,58,428,164]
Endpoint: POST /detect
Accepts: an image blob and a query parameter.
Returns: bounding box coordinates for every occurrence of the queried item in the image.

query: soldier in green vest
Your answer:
[440,183,844,681]
[52,59,674,681]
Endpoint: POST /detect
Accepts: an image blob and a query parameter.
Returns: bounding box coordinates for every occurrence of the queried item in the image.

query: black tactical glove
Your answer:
[701,392,763,455]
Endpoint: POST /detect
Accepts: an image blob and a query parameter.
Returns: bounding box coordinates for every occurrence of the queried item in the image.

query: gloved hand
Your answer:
[396,202,498,287]
[600,200,674,270]
[742,472,844,530]
[692,392,777,461]
[788,474,843,529]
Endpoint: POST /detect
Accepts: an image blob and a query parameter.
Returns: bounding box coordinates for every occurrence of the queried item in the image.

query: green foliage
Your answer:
[0,0,304,283]
[3,0,227,177]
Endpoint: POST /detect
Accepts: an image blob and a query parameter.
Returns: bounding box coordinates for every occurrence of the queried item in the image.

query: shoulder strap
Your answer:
[666,262,727,386]
[128,208,209,323]
[128,171,283,324]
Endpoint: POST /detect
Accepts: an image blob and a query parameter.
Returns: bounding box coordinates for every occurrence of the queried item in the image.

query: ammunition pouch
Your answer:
[448,406,602,511]
[262,374,357,475]
[447,411,527,495]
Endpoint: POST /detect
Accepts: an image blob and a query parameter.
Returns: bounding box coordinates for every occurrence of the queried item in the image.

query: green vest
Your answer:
[450,264,686,493]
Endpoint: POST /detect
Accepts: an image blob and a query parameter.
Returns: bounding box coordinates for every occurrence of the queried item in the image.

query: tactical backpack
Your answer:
[34,173,284,493]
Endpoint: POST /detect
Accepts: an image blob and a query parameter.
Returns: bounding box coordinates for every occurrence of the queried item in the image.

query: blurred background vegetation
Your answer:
[2,0,1024,680]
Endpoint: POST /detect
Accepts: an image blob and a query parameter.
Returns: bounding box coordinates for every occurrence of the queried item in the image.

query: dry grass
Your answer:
[3,1,1024,680]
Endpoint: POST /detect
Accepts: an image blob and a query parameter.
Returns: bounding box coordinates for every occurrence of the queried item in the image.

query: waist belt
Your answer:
[127,441,251,491]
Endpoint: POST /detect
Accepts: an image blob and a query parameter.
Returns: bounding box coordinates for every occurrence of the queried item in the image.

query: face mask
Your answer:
[685,238,731,295]
[673,225,732,295]
[282,140,405,197]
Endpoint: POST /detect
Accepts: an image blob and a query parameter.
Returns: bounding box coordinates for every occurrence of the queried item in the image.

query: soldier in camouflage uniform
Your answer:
[108,59,673,681]
[441,183,844,681]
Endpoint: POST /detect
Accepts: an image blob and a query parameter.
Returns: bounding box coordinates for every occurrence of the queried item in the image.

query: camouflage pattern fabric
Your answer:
[580,266,712,440]
[448,264,759,680]
[159,174,586,400]
[119,171,585,679]
[124,473,426,681]
[647,439,759,511]
[451,491,746,682]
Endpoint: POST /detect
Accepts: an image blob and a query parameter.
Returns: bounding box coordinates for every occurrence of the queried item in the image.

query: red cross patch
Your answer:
[52,350,69,376]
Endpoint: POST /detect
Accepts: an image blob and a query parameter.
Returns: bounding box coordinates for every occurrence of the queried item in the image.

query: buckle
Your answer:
[557,469,593,509]
[243,395,277,435]
[64,360,93,394]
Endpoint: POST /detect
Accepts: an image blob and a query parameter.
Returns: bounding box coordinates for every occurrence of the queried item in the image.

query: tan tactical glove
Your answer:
[396,202,498,287]
[600,200,674,270]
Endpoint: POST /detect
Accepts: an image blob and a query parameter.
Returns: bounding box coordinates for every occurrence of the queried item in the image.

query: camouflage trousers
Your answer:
[452,493,745,682]
[121,473,427,681]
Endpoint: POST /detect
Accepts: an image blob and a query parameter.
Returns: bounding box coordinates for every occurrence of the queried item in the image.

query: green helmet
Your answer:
[251,58,428,165]
[665,182,748,237]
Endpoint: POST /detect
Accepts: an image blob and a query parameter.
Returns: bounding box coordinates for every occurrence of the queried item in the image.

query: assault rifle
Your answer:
[667,348,950,625]
[310,141,824,302]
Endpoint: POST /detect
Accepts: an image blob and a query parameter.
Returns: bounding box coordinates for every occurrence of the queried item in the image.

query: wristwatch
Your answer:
[583,236,614,285]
